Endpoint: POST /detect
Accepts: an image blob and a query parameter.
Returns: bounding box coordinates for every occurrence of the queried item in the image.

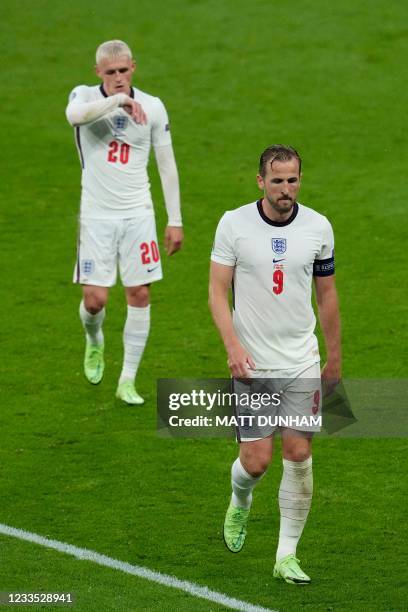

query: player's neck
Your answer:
[261,198,294,223]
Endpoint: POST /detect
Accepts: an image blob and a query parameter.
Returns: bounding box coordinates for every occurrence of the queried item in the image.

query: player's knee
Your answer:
[126,285,150,307]
[243,454,272,478]
[283,447,311,463]
[250,466,268,478]
[282,431,312,463]
[85,301,105,314]
[83,292,107,313]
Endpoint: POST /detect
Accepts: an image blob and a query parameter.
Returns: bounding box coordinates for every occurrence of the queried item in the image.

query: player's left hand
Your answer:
[321,361,341,396]
[164,226,183,255]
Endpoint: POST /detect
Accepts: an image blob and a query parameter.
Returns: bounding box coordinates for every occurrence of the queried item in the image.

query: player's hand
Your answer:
[164,226,183,255]
[122,98,147,124]
[227,342,256,379]
[321,360,341,396]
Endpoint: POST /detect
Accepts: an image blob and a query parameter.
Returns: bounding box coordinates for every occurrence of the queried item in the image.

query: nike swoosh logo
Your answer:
[273,258,285,263]
[147,266,159,273]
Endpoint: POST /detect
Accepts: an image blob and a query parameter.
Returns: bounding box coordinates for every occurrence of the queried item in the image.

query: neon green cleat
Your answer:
[223,502,250,553]
[273,554,311,584]
[84,342,104,385]
[116,380,145,405]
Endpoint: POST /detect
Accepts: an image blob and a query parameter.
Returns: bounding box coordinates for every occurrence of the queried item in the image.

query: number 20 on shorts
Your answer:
[140,241,160,265]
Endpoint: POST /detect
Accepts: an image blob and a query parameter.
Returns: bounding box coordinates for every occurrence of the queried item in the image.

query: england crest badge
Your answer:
[113,115,128,135]
[271,238,287,254]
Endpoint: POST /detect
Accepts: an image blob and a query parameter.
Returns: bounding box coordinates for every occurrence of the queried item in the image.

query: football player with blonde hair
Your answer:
[66,40,183,404]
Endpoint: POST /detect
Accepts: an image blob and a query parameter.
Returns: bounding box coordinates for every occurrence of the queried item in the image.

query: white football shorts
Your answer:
[73,214,163,287]
[233,361,322,442]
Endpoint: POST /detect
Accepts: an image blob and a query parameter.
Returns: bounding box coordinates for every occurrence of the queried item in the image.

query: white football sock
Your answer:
[231,457,263,510]
[79,300,105,345]
[119,305,150,384]
[276,456,313,561]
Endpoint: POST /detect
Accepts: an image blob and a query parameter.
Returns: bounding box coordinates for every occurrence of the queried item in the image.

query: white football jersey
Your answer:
[211,200,335,369]
[67,84,172,219]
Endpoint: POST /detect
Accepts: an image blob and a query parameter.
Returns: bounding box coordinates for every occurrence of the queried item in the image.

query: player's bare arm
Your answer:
[314,274,342,392]
[209,262,255,378]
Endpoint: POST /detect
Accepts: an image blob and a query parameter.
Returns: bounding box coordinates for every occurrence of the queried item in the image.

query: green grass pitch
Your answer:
[1,0,407,610]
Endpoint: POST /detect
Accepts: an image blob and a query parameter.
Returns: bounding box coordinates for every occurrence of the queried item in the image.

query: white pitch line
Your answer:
[0,523,276,612]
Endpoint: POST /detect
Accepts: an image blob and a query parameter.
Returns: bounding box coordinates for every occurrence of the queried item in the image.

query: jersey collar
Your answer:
[99,84,134,98]
[257,199,299,227]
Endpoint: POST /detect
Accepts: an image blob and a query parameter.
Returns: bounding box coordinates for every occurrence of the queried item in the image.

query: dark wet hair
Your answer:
[259,144,302,177]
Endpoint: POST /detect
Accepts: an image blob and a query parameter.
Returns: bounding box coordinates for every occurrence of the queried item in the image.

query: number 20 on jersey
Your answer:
[107,140,130,164]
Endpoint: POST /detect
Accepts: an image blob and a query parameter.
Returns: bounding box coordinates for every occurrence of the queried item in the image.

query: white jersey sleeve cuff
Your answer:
[210,255,235,266]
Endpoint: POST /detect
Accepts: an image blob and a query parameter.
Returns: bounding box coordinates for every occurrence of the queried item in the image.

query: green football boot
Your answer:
[84,342,104,385]
[116,380,145,405]
[223,502,250,553]
[273,554,311,584]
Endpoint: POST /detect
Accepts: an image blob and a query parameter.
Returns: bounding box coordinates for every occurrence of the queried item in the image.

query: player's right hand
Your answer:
[321,361,341,396]
[122,98,147,124]
[164,226,184,255]
[227,343,256,378]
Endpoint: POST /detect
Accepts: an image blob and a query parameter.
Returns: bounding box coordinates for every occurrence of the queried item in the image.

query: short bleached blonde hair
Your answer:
[96,40,133,64]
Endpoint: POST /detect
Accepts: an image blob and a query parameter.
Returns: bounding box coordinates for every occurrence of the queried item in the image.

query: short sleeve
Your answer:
[211,212,236,267]
[151,97,172,148]
[313,218,335,276]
